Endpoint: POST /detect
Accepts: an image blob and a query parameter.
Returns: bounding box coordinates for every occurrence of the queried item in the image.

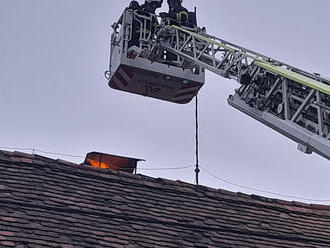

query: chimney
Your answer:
[84,152,144,174]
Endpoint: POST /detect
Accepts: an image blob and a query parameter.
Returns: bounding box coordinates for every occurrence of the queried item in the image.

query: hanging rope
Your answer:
[195,95,200,186]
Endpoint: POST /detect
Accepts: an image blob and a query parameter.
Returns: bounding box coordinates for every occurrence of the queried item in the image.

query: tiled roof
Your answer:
[0,150,330,248]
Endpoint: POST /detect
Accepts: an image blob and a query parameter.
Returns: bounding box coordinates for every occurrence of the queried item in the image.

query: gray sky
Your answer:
[1,0,330,203]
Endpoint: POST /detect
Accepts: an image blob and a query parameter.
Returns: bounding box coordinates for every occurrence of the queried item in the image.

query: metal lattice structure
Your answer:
[147,25,330,160]
[107,10,330,160]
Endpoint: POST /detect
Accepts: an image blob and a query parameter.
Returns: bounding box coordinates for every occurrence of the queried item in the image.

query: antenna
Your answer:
[195,95,200,186]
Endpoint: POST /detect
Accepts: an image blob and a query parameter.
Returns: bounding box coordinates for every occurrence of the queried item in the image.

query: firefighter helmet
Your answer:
[145,0,163,8]
[145,0,163,4]
[167,0,182,6]
[168,0,183,3]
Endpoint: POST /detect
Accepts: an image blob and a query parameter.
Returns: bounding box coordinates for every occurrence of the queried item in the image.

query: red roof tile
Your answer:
[0,150,329,247]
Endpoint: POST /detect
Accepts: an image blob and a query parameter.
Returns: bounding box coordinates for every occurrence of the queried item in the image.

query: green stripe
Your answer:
[255,61,330,95]
[171,25,261,61]
[172,25,330,95]
[176,11,189,22]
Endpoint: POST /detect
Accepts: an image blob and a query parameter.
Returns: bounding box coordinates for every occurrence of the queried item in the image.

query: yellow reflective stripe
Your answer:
[171,25,330,94]
[173,25,261,60]
[255,61,330,95]
[172,25,264,61]
[172,25,235,52]
[176,11,189,21]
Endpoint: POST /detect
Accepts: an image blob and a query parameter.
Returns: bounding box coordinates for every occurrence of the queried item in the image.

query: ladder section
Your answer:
[153,25,330,160]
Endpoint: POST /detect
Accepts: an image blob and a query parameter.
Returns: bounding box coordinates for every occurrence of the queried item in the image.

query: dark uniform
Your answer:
[128,1,160,48]
[128,1,141,48]
[139,3,159,37]
[167,5,189,25]
[160,3,191,61]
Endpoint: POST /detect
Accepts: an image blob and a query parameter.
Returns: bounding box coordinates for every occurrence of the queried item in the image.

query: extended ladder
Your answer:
[148,25,330,160]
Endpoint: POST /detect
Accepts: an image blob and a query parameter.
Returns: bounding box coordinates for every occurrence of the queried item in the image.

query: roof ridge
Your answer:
[0,149,329,213]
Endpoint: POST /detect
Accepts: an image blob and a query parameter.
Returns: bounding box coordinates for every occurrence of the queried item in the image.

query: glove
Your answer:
[159,12,169,18]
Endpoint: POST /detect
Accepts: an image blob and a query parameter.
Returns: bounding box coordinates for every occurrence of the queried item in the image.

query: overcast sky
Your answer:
[1,0,330,204]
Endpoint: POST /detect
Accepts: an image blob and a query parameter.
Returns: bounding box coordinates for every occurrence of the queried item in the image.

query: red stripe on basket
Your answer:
[122,66,133,78]
[115,72,129,87]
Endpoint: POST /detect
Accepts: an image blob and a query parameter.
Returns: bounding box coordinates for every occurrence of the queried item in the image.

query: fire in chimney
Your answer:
[84,152,144,174]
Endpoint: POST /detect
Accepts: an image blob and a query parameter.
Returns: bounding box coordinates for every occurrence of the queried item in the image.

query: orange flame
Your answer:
[87,159,111,169]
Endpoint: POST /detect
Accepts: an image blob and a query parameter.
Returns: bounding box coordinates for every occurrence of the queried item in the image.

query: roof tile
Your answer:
[0,149,329,247]
[0,241,16,246]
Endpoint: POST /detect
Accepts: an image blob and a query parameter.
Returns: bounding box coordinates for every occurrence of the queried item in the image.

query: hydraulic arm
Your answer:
[147,25,330,160]
[107,8,330,161]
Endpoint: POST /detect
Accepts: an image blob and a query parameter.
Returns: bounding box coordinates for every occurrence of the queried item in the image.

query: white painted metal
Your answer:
[106,10,205,104]
[147,25,330,160]
[106,9,330,160]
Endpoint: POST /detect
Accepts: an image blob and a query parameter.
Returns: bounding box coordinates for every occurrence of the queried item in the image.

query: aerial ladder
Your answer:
[106,9,330,161]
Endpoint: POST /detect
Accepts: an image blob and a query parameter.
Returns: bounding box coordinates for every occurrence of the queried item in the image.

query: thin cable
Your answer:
[89,165,195,172]
[0,146,34,151]
[195,95,200,185]
[1,146,329,202]
[0,146,84,158]
[35,149,85,158]
[0,145,195,171]
[200,166,330,203]
[140,165,195,171]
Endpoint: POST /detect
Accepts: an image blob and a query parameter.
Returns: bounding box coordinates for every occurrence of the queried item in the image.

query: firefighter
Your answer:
[128,0,163,48]
[139,0,163,36]
[159,0,192,61]
[160,0,189,26]
[128,1,141,48]
[140,0,163,14]
[128,0,140,10]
